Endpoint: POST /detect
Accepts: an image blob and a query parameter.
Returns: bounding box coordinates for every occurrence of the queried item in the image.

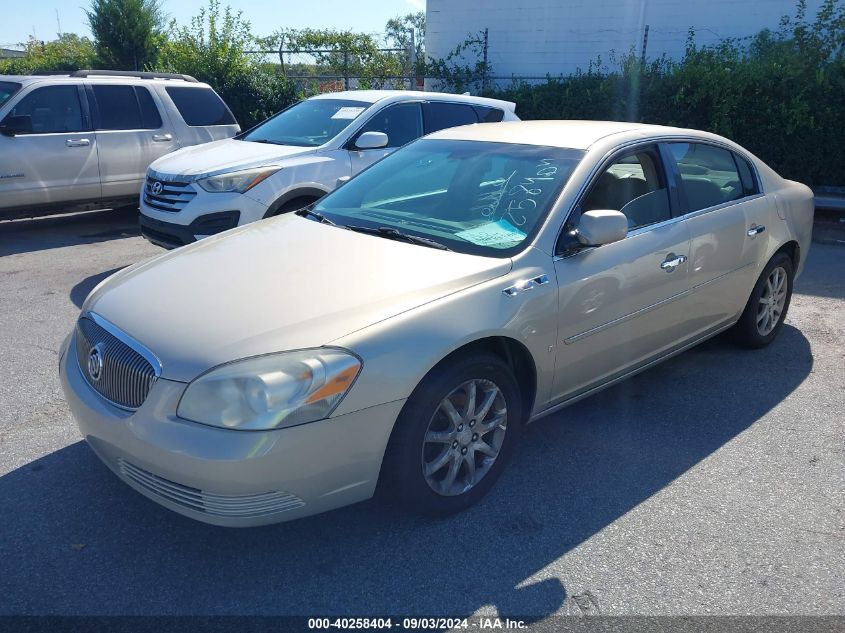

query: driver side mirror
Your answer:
[354,131,388,150]
[0,114,33,136]
[576,209,628,246]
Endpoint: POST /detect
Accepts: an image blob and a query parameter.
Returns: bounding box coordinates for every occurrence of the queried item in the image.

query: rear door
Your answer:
[88,83,178,201]
[422,101,479,134]
[347,102,423,175]
[0,83,100,212]
[663,142,767,333]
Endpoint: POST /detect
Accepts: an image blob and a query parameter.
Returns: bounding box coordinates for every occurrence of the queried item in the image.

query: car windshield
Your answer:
[240,98,369,147]
[314,139,585,257]
[0,81,21,108]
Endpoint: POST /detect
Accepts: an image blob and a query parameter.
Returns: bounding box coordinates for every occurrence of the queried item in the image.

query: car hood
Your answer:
[148,138,319,180]
[85,215,512,382]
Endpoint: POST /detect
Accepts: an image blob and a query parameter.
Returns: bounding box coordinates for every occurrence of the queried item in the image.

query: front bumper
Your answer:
[59,334,404,527]
[139,211,241,249]
[139,180,271,248]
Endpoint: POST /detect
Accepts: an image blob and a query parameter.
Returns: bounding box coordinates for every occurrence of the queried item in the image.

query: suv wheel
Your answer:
[263,196,319,219]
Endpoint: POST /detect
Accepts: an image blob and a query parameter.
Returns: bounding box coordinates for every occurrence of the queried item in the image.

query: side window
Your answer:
[92,85,142,130]
[4,85,85,134]
[422,102,478,134]
[135,87,163,129]
[473,105,505,123]
[581,148,671,230]
[668,143,744,212]
[355,102,422,148]
[733,153,760,196]
[165,86,237,126]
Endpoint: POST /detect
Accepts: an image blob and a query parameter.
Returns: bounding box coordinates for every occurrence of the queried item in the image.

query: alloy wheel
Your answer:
[421,379,508,497]
[757,266,788,336]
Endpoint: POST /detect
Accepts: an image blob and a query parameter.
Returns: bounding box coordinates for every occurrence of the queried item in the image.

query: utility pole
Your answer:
[482,28,489,93]
[641,24,650,66]
[409,28,417,90]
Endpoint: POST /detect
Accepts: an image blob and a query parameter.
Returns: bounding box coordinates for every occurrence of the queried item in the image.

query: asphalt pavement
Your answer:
[0,208,842,618]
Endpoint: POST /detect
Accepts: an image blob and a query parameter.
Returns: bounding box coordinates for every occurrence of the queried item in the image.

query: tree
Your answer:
[0,34,96,74]
[385,11,425,75]
[157,1,296,128]
[86,0,164,70]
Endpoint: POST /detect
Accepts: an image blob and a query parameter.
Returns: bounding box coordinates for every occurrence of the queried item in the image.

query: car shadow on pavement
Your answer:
[0,207,141,257]
[0,326,813,617]
[70,268,126,309]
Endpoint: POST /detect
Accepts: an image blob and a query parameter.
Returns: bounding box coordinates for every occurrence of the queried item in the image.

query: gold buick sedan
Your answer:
[60,121,814,526]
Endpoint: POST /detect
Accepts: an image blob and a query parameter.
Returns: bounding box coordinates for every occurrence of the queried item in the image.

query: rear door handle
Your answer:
[152,133,173,142]
[65,138,90,147]
[660,254,688,272]
[747,225,766,237]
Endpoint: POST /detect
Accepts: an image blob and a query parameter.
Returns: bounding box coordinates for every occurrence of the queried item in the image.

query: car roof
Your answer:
[308,89,516,112]
[426,120,725,150]
[3,74,208,87]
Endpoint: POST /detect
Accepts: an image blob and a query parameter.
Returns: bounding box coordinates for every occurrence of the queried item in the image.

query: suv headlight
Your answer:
[196,166,280,193]
[177,349,361,431]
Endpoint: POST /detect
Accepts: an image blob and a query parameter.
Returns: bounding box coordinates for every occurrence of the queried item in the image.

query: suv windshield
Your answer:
[241,98,369,147]
[0,82,21,108]
[314,139,585,257]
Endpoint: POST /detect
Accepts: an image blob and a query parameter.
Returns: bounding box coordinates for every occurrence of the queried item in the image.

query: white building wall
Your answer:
[426,0,822,85]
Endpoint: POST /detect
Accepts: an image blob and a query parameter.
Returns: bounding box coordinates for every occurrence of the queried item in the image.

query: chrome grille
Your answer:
[143,177,196,212]
[75,315,158,409]
[117,459,306,518]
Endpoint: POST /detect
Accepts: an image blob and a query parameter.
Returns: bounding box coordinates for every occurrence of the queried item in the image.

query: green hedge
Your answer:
[486,2,845,187]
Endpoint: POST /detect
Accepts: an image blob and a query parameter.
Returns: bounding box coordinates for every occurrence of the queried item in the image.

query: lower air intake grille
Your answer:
[117,459,306,518]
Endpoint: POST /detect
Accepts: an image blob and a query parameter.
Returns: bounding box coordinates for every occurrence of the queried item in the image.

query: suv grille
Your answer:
[143,177,197,212]
[75,316,158,409]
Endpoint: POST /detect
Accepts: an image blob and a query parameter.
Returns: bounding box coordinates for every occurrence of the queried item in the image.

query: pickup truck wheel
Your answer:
[380,353,522,516]
[263,196,319,219]
[732,252,794,348]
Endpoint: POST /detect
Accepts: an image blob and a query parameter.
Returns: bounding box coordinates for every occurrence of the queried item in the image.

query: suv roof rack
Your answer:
[33,70,198,82]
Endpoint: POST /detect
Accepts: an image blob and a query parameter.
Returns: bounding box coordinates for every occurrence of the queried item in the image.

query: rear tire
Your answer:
[732,251,794,348]
[379,353,522,516]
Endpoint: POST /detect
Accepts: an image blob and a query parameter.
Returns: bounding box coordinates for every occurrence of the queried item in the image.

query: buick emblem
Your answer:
[151,181,164,195]
[88,345,104,381]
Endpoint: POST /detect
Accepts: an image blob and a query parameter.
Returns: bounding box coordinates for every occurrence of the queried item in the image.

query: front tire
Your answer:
[263,196,319,219]
[732,251,794,348]
[379,353,522,516]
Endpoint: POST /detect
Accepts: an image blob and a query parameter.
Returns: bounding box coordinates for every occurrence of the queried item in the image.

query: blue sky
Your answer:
[0,0,426,47]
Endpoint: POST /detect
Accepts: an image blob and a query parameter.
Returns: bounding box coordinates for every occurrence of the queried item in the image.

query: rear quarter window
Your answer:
[165,86,236,126]
[423,102,479,134]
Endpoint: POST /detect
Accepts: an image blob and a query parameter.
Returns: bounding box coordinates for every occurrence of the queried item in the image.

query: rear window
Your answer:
[165,86,236,126]
[92,85,162,130]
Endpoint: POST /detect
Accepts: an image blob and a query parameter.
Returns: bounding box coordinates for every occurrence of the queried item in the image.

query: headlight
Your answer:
[196,166,280,193]
[177,349,361,431]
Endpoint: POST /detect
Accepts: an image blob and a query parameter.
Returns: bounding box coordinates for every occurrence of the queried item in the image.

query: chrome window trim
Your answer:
[83,311,162,377]
[551,134,768,257]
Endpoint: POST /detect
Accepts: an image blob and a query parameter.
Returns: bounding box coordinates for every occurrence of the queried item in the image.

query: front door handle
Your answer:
[65,138,90,147]
[747,225,766,237]
[660,254,688,272]
[152,133,173,142]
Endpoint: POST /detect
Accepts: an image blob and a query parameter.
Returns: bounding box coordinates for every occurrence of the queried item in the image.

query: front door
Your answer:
[347,102,423,175]
[0,84,100,212]
[551,145,693,402]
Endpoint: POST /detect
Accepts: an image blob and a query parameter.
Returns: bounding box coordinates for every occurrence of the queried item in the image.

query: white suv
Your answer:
[138,90,518,248]
[0,71,239,220]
